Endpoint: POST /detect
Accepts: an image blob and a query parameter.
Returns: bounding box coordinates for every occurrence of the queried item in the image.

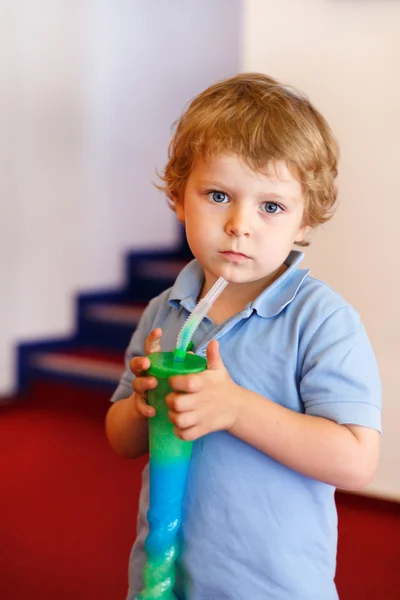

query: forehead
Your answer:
[189,153,304,199]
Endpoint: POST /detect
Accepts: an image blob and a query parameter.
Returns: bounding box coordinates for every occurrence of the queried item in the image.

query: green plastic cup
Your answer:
[136,351,207,600]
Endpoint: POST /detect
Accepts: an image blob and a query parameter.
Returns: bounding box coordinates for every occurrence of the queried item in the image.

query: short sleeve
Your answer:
[110,298,159,403]
[300,307,382,432]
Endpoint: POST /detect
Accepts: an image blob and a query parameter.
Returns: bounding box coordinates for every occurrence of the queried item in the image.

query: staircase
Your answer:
[17,242,192,395]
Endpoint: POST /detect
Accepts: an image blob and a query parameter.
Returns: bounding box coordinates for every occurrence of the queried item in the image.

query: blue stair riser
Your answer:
[23,365,118,392]
[16,247,190,393]
[77,314,139,352]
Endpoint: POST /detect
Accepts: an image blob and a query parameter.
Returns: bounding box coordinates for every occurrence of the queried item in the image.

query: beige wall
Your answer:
[242,0,400,499]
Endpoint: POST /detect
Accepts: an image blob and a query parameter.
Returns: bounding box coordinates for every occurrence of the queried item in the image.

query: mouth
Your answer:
[220,250,251,262]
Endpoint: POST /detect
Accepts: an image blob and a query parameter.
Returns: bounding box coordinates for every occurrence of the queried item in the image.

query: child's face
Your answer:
[174,153,308,293]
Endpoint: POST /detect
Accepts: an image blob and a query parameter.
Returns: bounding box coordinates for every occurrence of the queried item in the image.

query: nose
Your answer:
[224,206,251,237]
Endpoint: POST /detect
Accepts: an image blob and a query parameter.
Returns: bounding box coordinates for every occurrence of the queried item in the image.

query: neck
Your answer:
[201,263,287,316]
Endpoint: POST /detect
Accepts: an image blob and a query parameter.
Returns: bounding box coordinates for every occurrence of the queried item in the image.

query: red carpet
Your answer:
[1,380,399,600]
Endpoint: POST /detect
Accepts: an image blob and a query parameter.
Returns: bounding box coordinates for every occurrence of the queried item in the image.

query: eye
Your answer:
[262,202,282,214]
[208,191,229,204]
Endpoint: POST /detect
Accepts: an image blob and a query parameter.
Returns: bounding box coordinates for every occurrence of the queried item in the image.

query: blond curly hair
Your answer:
[158,73,339,245]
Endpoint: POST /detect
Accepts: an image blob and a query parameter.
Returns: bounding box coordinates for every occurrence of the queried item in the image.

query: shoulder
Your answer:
[293,274,361,333]
[148,286,174,310]
[134,287,171,319]
[295,277,379,393]
[297,275,353,313]
[134,258,204,333]
[125,286,176,345]
[138,286,176,326]
[297,277,381,430]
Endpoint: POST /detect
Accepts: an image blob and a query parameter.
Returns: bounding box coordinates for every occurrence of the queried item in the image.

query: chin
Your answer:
[202,256,260,285]
[216,267,256,285]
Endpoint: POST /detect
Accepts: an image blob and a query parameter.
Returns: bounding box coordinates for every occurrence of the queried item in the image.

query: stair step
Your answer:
[84,302,145,325]
[17,248,193,393]
[30,348,124,385]
[134,259,189,280]
[127,256,190,300]
[77,302,146,351]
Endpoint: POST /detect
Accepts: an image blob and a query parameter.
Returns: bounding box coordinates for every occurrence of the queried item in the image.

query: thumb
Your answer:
[145,328,163,355]
[206,340,224,370]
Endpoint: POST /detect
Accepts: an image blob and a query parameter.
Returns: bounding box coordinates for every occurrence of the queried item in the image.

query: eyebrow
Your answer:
[197,180,296,203]
[257,192,294,204]
[196,179,229,189]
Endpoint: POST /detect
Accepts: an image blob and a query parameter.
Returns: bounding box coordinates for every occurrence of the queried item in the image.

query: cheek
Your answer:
[186,208,212,237]
[186,224,207,249]
[185,216,216,260]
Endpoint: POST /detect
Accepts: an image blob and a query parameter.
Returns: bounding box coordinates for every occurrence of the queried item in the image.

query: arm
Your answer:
[105,394,149,459]
[228,386,380,490]
[167,340,381,490]
[105,328,162,459]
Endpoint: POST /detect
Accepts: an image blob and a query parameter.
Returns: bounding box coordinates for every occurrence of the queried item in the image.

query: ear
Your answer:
[294,223,311,245]
[172,195,185,223]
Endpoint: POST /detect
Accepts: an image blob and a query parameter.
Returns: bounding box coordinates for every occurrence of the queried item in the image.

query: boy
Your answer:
[106,73,381,600]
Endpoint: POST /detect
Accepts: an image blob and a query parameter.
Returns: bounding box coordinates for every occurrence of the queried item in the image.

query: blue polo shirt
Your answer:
[111,251,381,600]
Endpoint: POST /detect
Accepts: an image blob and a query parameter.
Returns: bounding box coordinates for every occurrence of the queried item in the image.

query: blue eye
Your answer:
[262,202,281,214]
[209,191,229,204]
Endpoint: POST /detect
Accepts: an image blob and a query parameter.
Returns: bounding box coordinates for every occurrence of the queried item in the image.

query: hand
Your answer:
[166,340,241,441]
[129,328,162,419]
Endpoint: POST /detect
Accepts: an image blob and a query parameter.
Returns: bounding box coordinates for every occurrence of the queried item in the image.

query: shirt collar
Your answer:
[168,250,310,318]
[250,251,309,318]
[168,259,204,313]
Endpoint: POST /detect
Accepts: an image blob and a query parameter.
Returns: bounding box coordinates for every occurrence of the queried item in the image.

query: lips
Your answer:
[220,250,250,260]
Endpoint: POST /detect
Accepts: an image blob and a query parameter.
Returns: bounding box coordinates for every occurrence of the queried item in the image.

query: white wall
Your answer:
[82,0,241,286]
[1,0,241,395]
[242,0,400,499]
[1,0,85,395]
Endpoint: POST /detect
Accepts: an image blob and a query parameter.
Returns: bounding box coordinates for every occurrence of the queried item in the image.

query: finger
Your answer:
[174,425,202,442]
[135,394,156,418]
[169,373,202,393]
[206,340,223,370]
[133,375,158,395]
[130,356,151,376]
[168,409,197,430]
[144,328,163,355]
[165,392,196,412]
